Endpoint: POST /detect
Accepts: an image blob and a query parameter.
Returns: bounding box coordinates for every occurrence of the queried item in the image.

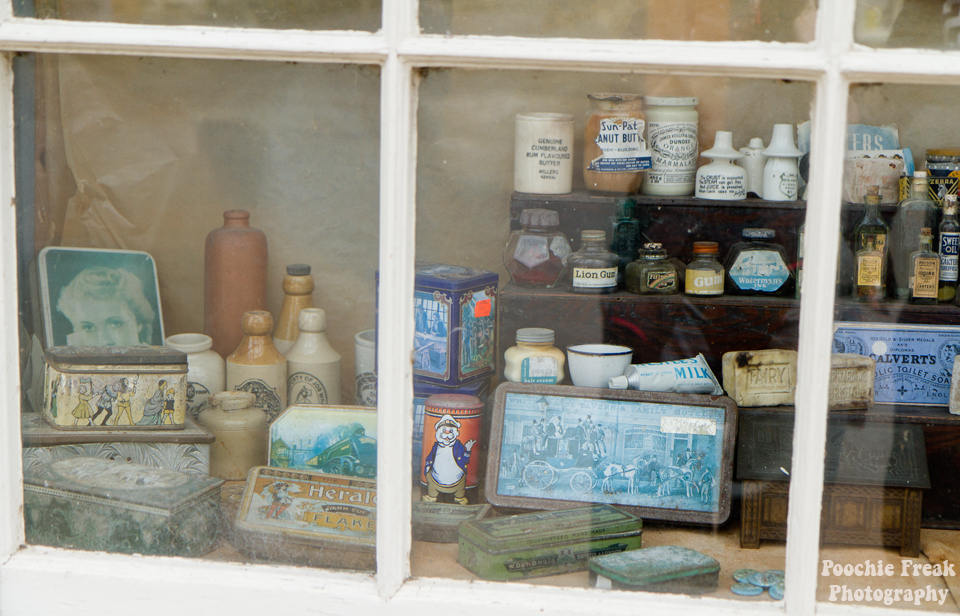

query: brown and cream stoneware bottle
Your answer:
[226,310,287,423]
[273,263,315,355]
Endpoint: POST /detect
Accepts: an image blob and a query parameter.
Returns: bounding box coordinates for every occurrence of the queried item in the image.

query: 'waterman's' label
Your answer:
[587,118,652,173]
[573,267,617,289]
[729,250,790,293]
[685,269,723,294]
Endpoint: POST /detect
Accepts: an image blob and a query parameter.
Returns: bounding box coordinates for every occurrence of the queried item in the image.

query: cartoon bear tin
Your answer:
[43,346,188,430]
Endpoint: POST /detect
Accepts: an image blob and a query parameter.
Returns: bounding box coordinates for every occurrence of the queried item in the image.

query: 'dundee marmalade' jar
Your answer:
[641,96,699,196]
[685,241,724,296]
[724,228,794,296]
[583,94,651,194]
[569,230,619,294]
[503,327,566,385]
[198,390,267,481]
[503,208,572,288]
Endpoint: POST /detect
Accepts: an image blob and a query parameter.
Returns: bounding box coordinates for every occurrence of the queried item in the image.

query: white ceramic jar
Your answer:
[164,333,225,419]
[286,308,341,405]
[198,390,267,480]
[761,124,804,201]
[642,96,699,196]
[514,113,575,194]
[738,137,767,197]
[695,131,746,200]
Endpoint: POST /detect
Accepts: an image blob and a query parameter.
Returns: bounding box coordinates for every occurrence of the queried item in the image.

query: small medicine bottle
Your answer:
[503,328,566,385]
[625,243,679,295]
[685,242,724,296]
[569,230,619,294]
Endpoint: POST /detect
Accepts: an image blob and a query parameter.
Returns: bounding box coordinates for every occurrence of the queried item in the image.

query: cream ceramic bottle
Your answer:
[226,311,287,423]
[273,264,315,354]
[286,308,341,405]
[198,390,267,480]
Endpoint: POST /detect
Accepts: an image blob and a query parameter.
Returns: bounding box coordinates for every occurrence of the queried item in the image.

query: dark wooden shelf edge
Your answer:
[512,190,807,210]
[743,404,960,425]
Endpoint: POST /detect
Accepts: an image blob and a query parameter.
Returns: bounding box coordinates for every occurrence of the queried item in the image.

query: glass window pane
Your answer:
[819,83,960,611]
[856,0,958,49]
[421,0,818,42]
[16,53,381,571]
[23,0,381,31]
[412,68,814,599]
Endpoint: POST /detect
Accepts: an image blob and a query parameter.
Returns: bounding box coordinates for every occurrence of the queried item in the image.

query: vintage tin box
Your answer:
[588,546,720,594]
[44,346,188,430]
[457,505,642,581]
[24,456,222,556]
[268,404,377,477]
[232,466,376,571]
[413,379,488,478]
[21,412,214,476]
[412,501,492,543]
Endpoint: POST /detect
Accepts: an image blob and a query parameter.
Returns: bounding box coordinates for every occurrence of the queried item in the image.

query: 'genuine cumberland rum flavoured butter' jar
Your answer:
[685,242,724,296]
[503,328,566,385]
[583,94,651,194]
[642,96,699,196]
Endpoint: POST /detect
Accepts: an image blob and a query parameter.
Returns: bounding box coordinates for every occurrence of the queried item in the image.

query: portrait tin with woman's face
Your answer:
[38,247,165,347]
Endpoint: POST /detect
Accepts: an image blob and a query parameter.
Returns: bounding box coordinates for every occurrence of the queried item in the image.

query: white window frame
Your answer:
[0,1,952,614]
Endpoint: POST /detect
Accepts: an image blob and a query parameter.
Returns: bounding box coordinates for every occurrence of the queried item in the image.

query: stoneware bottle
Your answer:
[164,333,225,419]
[198,390,267,481]
[204,210,268,358]
[226,311,287,423]
[738,137,767,197]
[695,131,746,200]
[286,308,342,406]
[761,124,804,201]
[273,263,315,354]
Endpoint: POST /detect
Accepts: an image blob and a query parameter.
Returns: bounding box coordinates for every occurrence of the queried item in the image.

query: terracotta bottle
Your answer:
[286,308,341,405]
[204,210,268,358]
[198,390,267,480]
[226,311,287,423]
[273,264,315,354]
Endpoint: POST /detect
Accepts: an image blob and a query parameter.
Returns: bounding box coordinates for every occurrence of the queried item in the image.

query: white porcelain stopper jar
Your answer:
[165,333,225,419]
[738,137,767,197]
[761,124,804,201]
[695,131,746,200]
[198,390,267,480]
[642,96,699,196]
[514,113,575,194]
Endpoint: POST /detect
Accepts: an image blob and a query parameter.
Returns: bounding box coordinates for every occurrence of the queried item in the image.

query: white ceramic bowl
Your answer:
[566,344,633,388]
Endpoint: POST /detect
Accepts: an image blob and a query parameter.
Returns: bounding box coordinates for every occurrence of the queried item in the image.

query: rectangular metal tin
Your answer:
[232,467,376,571]
[457,505,642,581]
[486,383,738,525]
[412,502,492,543]
[268,404,377,477]
[833,321,960,406]
[43,346,188,430]
[24,457,222,556]
[587,545,720,594]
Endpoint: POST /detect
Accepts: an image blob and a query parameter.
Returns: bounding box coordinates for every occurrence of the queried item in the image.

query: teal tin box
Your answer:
[588,545,721,594]
[457,504,642,581]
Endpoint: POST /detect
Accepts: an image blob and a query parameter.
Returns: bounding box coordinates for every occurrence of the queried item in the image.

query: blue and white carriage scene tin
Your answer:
[487,384,737,525]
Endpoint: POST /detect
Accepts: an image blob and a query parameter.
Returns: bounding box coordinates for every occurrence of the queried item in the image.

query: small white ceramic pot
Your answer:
[760,124,804,201]
[165,333,225,419]
[566,344,633,388]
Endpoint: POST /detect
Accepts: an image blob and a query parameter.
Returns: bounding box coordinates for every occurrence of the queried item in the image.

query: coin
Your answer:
[733,568,759,583]
[731,582,764,596]
[769,583,785,600]
[748,571,780,588]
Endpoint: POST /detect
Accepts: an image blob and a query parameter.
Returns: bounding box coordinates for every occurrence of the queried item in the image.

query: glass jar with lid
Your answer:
[641,96,699,196]
[569,230,619,294]
[503,208,572,288]
[625,243,679,295]
[724,228,794,296]
[684,241,724,296]
[503,327,566,385]
[583,94,651,194]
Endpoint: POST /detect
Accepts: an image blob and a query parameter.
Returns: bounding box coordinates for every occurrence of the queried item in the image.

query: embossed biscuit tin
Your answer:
[588,545,720,594]
[457,505,642,581]
[23,456,222,556]
[43,346,188,430]
[232,466,376,571]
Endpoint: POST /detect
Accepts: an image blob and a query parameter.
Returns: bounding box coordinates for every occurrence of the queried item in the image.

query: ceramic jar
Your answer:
[695,131,746,200]
[273,264,316,354]
[354,329,377,407]
[204,210,268,358]
[198,390,267,480]
[164,333,225,419]
[514,113,575,194]
[226,311,287,423]
[738,137,767,197]
[642,96,699,196]
[761,124,803,201]
[503,327,566,385]
[286,308,341,405]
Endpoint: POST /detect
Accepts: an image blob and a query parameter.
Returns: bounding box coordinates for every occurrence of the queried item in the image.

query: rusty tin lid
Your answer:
[44,345,187,366]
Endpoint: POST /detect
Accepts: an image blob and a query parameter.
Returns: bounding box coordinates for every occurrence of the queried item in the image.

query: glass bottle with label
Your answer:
[910,228,939,305]
[855,235,885,302]
[938,194,959,302]
[625,243,679,295]
[853,185,889,291]
[503,208,572,288]
[891,171,937,298]
[724,228,794,296]
[641,96,698,196]
[503,328,566,385]
[569,230,619,294]
[684,241,724,296]
[583,94,650,194]
[610,200,641,283]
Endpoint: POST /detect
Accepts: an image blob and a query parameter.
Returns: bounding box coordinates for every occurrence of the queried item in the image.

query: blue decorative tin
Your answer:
[413,379,488,479]
[833,322,960,406]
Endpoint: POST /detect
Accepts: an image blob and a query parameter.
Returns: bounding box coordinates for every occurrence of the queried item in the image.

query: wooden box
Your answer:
[737,412,929,556]
[588,546,720,594]
[457,505,642,581]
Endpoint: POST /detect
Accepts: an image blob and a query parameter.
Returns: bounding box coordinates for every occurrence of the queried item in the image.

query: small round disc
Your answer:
[764,570,785,585]
[769,583,785,600]
[748,571,779,588]
[733,568,759,583]
[732,582,764,596]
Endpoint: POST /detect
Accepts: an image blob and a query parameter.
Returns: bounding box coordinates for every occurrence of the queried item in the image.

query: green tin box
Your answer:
[457,505,642,581]
[588,546,720,594]
[24,456,223,556]
[413,501,492,543]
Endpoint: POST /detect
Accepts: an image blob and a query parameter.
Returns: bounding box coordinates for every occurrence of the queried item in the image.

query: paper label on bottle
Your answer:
[587,118,652,172]
[521,357,559,384]
[911,256,940,298]
[645,270,677,291]
[647,122,698,183]
[729,250,790,292]
[940,232,959,282]
[856,254,883,287]
[696,172,746,198]
[685,269,724,294]
[572,267,618,289]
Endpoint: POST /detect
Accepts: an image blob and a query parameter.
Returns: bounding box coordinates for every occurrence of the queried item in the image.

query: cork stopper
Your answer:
[692,241,719,255]
[240,311,274,336]
[286,263,311,276]
[921,227,933,236]
[915,171,928,179]
[946,194,958,214]
[211,390,256,411]
[298,308,326,333]
[520,208,560,228]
